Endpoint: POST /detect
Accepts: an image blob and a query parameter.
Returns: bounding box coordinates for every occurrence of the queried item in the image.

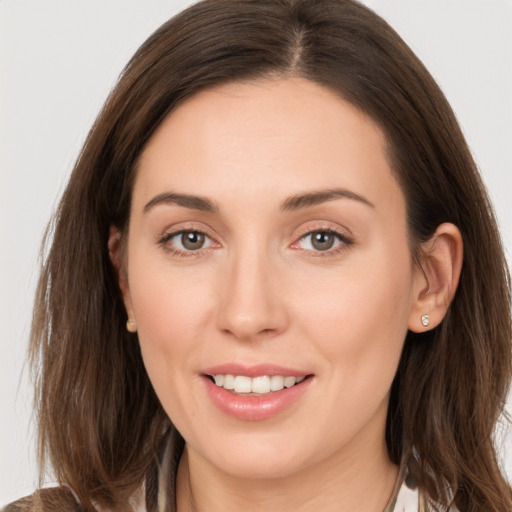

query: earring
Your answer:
[126,318,137,333]
[421,314,430,327]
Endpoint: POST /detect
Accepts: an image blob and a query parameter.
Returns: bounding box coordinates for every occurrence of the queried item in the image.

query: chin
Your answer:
[191,431,314,480]
[214,452,306,480]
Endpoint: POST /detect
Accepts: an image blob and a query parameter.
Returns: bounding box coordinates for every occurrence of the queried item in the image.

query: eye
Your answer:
[167,230,213,251]
[298,229,349,252]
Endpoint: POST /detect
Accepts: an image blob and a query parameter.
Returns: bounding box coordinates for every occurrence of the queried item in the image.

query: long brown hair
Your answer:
[30,1,511,510]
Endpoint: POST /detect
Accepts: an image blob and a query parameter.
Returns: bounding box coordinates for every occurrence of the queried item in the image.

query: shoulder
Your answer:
[2,487,82,512]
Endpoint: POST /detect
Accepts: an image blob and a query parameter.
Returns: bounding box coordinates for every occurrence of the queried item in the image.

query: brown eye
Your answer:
[181,231,206,250]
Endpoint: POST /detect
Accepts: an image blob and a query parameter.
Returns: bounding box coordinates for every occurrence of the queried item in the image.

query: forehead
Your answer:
[135,77,402,213]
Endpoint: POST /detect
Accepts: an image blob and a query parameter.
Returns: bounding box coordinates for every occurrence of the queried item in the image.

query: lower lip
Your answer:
[203,376,313,421]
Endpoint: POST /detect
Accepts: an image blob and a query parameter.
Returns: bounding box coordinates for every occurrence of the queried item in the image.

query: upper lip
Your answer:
[202,363,311,378]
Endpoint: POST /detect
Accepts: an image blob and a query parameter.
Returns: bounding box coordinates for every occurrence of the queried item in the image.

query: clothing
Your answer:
[2,487,80,512]
[385,462,429,512]
[2,461,456,512]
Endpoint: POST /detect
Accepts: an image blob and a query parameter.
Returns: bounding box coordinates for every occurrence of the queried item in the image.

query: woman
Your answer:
[4,0,511,511]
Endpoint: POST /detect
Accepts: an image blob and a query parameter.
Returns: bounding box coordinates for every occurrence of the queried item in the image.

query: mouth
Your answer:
[201,364,314,420]
[205,374,313,395]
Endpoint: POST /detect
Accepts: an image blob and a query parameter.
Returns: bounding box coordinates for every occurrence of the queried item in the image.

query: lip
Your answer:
[201,364,314,421]
[202,363,310,378]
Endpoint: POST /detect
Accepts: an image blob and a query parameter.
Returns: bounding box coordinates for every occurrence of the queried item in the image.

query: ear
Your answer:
[408,223,463,333]
[108,225,136,331]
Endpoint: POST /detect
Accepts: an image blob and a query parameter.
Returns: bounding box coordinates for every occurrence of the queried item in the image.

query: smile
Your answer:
[210,374,306,394]
[201,366,314,421]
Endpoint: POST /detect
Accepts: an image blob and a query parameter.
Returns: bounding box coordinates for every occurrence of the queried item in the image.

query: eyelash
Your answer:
[292,228,353,257]
[157,226,353,258]
[158,229,217,259]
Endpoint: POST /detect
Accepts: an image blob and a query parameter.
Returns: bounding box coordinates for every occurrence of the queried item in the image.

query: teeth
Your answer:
[252,376,270,394]
[270,375,284,391]
[212,374,306,394]
[223,374,235,390]
[234,376,252,393]
[284,376,296,388]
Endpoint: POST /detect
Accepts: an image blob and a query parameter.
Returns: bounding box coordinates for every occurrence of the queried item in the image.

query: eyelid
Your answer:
[157,223,222,257]
[167,230,213,249]
[156,221,220,243]
[292,221,353,241]
[290,222,354,254]
[156,221,353,258]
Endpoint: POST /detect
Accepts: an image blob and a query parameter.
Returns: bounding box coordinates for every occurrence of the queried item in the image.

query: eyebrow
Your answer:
[143,193,219,214]
[142,187,374,215]
[281,188,375,211]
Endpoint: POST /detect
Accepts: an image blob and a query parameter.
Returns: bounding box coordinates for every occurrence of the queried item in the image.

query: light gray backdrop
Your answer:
[1,0,511,506]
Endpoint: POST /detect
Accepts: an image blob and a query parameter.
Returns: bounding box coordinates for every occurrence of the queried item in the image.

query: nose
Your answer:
[216,246,289,341]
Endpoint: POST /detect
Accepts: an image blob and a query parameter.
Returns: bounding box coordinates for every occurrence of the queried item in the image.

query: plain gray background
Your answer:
[1,0,511,506]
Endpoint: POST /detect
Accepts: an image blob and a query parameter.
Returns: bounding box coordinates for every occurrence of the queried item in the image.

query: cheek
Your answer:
[128,265,220,433]
[284,244,413,452]
[127,252,215,390]
[133,272,209,336]
[296,242,413,378]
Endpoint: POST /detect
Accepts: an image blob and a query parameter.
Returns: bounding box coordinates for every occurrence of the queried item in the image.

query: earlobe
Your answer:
[108,225,135,324]
[408,223,463,333]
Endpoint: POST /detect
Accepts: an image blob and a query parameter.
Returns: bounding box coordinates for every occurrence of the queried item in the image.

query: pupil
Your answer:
[182,231,204,250]
[312,231,334,251]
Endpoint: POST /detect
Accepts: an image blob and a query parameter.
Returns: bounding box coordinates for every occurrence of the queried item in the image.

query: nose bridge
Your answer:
[217,238,286,340]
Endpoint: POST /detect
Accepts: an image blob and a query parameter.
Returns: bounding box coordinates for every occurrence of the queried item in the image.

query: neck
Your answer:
[176,432,399,512]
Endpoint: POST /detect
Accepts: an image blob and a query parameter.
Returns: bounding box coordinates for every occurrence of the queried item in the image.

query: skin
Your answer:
[110,77,462,512]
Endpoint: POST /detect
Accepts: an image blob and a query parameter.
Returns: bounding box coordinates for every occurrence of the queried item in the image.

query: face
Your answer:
[119,78,424,480]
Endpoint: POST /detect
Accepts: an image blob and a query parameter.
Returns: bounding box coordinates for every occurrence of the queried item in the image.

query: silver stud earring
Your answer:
[421,314,430,327]
[126,319,137,333]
